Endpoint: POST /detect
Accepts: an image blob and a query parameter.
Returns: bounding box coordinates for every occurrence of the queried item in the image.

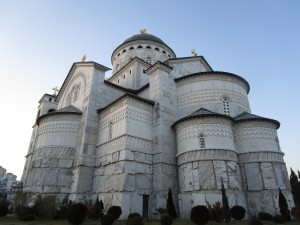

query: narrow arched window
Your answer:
[123,75,125,79]
[162,50,166,54]
[223,98,230,115]
[199,133,205,149]
[116,64,119,71]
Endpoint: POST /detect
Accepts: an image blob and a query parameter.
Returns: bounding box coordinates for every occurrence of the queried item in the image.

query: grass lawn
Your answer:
[0,215,299,225]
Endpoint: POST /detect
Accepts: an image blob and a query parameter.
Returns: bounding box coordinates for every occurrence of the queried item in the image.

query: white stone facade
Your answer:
[22,33,293,219]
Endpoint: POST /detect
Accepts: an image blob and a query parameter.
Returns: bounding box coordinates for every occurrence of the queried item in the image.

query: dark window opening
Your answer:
[138,45,143,48]
[143,195,149,219]
[117,53,120,56]
[129,47,134,50]
[162,50,166,54]
[146,46,151,49]
[130,70,131,74]
[155,47,159,51]
[143,69,146,74]
[48,109,55,113]
[123,75,125,79]
[122,49,126,53]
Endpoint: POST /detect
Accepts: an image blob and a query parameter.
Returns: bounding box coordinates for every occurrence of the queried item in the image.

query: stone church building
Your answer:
[21,32,293,219]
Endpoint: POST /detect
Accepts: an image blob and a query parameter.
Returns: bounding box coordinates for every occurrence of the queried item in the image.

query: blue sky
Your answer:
[1,1,299,178]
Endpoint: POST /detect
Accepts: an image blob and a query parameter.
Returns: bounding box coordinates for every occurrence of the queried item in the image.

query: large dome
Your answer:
[123,33,167,46]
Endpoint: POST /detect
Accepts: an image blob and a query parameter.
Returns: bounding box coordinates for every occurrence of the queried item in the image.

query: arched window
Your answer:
[162,50,166,54]
[138,45,143,49]
[155,47,159,51]
[199,133,205,149]
[122,49,126,53]
[130,70,132,74]
[48,109,55,113]
[123,75,125,79]
[223,98,230,115]
[146,46,151,49]
[129,47,134,50]
[146,57,152,64]
[117,53,120,57]
[73,85,80,102]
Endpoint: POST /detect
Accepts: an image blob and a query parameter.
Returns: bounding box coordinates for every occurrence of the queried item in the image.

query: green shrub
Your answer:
[230,205,245,220]
[107,206,122,220]
[273,214,285,224]
[166,188,177,219]
[32,195,58,219]
[258,212,273,221]
[248,216,263,225]
[100,214,115,225]
[190,205,209,225]
[87,197,103,220]
[278,189,291,221]
[68,203,87,225]
[207,201,223,222]
[126,212,143,225]
[160,214,173,225]
[291,207,300,221]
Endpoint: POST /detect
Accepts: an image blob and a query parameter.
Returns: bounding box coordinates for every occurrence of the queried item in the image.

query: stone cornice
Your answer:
[145,61,173,74]
[36,111,82,126]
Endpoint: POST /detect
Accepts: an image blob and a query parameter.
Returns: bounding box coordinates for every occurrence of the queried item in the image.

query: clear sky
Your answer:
[1,1,299,179]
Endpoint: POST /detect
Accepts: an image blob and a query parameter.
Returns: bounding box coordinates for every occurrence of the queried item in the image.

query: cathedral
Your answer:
[21,31,293,219]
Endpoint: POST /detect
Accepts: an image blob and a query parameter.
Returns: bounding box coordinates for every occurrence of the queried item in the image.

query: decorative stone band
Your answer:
[177,149,238,165]
[32,146,76,161]
[238,151,284,163]
[96,134,152,157]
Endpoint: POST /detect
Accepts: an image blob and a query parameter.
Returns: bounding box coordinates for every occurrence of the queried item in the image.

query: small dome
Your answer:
[123,33,167,46]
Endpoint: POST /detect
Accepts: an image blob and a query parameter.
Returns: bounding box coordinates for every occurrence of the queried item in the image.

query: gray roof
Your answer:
[55,105,82,113]
[36,105,82,125]
[234,111,280,128]
[172,108,233,128]
[123,34,166,46]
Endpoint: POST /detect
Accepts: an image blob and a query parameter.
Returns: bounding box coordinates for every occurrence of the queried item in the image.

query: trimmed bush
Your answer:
[258,212,273,221]
[126,213,143,225]
[68,203,87,225]
[291,207,300,221]
[249,216,263,225]
[160,214,173,225]
[107,206,122,220]
[230,205,245,220]
[15,205,35,221]
[207,201,223,222]
[0,200,8,217]
[190,205,209,225]
[273,214,285,224]
[101,214,115,225]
